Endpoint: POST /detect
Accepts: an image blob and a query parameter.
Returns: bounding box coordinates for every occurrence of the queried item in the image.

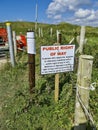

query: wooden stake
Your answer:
[28,54,35,93]
[41,28,43,37]
[54,31,61,102]
[13,31,17,56]
[39,28,41,37]
[27,31,36,94]
[55,73,59,102]
[35,3,38,35]
[50,28,53,37]
[79,26,86,54]
[74,55,94,130]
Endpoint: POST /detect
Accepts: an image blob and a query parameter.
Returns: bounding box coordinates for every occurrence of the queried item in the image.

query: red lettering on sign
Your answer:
[57,52,66,55]
[60,46,73,50]
[43,46,59,51]
[50,52,56,56]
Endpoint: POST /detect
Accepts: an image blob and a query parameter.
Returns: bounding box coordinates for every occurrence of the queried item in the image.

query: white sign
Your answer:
[27,31,36,54]
[41,45,75,74]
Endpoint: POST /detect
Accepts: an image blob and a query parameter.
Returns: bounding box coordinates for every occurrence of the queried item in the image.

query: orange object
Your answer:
[16,35,27,50]
[0,28,8,45]
[20,35,27,47]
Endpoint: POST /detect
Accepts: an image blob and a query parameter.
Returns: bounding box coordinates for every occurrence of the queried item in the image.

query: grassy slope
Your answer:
[0,21,98,130]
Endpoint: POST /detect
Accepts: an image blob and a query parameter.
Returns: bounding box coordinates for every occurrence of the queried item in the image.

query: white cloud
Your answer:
[75,9,91,18]
[86,10,96,20]
[47,0,91,15]
[54,14,62,20]
[68,5,75,11]
[47,0,67,17]
[46,0,98,26]
[74,9,98,22]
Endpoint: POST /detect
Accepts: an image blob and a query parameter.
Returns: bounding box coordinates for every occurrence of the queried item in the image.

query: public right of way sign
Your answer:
[41,44,75,74]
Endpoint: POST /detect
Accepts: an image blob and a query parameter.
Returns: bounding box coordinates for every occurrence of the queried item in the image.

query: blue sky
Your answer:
[0,0,98,26]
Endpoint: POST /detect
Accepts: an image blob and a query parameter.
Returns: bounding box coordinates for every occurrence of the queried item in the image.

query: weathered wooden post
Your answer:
[50,28,53,37]
[54,31,61,102]
[38,28,41,37]
[13,31,17,56]
[79,26,86,54]
[6,23,15,67]
[74,55,94,130]
[27,30,36,94]
[35,3,38,36]
[41,28,43,37]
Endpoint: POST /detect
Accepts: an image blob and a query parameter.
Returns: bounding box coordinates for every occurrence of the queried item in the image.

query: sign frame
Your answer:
[40,44,75,75]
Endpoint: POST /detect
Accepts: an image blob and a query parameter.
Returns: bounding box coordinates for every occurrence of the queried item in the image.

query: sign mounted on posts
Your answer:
[41,45,75,74]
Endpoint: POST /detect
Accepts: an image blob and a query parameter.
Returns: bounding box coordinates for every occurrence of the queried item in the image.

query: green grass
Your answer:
[0,21,98,130]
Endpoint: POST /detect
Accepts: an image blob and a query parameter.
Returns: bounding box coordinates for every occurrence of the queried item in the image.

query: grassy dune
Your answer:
[0,21,98,130]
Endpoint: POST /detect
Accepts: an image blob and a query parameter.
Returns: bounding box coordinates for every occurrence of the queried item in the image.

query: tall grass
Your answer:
[0,22,98,130]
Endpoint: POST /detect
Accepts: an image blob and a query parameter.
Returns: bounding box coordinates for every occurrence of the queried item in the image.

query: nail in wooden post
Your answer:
[27,31,36,94]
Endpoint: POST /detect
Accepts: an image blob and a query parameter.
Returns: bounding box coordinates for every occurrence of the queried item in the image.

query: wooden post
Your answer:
[28,54,35,93]
[13,31,17,56]
[35,3,38,36]
[39,28,41,37]
[27,31,36,94]
[41,28,43,37]
[74,55,94,130]
[79,26,86,54]
[54,31,61,102]
[55,73,59,102]
[50,28,53,37]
